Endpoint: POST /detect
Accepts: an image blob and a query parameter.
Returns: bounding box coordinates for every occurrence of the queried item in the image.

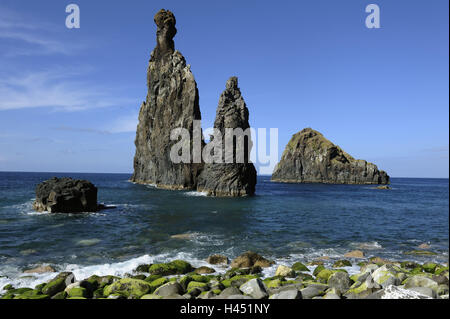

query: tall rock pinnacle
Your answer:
[197,77,257,196]
[131,9,203,189]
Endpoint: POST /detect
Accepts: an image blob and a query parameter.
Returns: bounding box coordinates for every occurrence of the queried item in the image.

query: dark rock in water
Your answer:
[231,251,274,268]
[272,128,389,184]
[33,177,100,213]
[131,9,203,190]
[197,77,257,196]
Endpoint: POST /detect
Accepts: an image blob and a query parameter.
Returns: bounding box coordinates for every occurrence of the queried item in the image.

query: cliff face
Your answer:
[272,128,389,184]
[197,77,257,196]
[131,9,203,189]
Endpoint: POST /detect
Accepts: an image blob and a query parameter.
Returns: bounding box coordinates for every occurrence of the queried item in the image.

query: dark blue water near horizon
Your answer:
[0,171,448,289]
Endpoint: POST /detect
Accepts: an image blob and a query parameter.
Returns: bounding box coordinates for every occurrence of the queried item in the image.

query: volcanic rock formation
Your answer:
[272,128,389,184]
[197,77,257,196]
[33,177,99,213]
[131,9,203,190]
[131,9,256,196]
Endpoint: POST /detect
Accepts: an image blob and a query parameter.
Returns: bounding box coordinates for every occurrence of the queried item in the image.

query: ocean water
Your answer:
[0,172,448,290]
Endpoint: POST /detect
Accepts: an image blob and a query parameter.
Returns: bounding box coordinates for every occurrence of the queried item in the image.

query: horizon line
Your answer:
[0,170,448,179]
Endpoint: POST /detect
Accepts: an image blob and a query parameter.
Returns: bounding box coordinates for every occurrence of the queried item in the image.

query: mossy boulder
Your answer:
[371,265,400,287]
[3,284,14,291]
[189,274,211,283]
[144,274,163,283]
[316,269,334,283]
[51,291,67,299]
[221,275,258,288]
[135,264,151,273]
[67,287,88,298]
[103,278,152,299]
[435,267,449,276]
[148,277,169,293]
[422,262,438,273]
[187,281,208,291]
[296,272,315,282]
[313,265,325,277]
[13,289,50,299]
[148,260,193,276]
[292,262,309,272]
[332,260,352,268]
[266,279,283,289]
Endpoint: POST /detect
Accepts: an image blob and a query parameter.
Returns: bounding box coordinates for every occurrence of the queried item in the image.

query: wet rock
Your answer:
[231,251,274,268]
[272,128,389,184]
[206,254,229,265]
[194,266,216,274]
[23,265,56,274]
[33,177,99,213]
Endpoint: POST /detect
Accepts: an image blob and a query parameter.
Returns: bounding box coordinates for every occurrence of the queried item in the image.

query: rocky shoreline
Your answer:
[1,251,448,300]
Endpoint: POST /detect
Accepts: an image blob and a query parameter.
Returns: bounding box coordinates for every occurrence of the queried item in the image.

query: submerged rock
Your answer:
[33,177,99,213]
[131,9,203,190]
[271,128,389,184]
[197,77,257,196]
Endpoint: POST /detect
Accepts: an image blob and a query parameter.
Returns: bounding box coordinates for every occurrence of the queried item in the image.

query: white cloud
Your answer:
[0,68,134,111]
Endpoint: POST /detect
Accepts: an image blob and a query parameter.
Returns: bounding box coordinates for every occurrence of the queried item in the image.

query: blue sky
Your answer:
[0,0,448,177]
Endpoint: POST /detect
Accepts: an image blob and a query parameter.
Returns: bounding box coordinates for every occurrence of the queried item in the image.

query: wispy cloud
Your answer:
[53,126,112,135]
[0,67,134,111]
[51,113,139,135]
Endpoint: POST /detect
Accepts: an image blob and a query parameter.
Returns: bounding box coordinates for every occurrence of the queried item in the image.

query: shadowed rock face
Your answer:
[197,77,257,196]
[272,128,389,184]
[33,177,98,213]
[131,9,203,190]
